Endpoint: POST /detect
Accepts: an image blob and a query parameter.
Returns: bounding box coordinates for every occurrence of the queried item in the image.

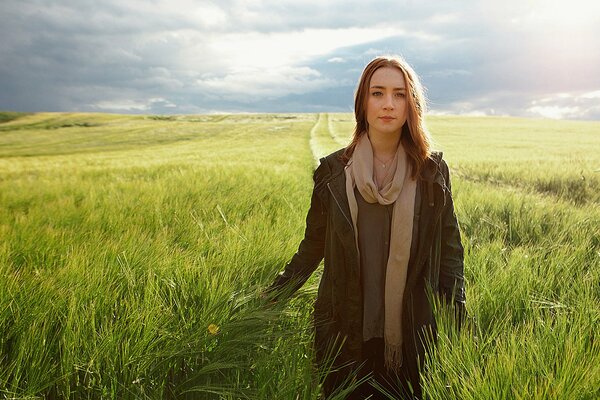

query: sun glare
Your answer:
[521,0,600,28]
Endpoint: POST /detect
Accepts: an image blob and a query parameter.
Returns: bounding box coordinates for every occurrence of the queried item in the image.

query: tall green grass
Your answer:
[1,112,336,399]
[1,112,599,399]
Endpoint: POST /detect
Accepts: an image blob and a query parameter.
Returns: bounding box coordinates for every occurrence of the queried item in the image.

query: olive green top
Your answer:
[356,182,421,341]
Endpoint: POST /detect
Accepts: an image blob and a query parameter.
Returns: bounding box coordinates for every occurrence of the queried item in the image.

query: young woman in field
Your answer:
[265,55,466,399]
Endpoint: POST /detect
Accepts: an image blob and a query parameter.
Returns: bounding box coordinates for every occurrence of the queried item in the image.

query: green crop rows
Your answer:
[1,111,598,399]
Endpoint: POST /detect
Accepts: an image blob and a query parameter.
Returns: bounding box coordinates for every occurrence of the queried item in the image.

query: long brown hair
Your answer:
[341,56,432,179]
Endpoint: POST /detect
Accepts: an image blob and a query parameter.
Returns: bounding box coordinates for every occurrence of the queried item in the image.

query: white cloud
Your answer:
[527,105,581,119]
[91,97,177,112]
[526,90,600,120]
[426,69,471,78]
[429,99,496,117]
[184,25,409,99]
[93,99,150,111]
[428,13,461,24]
[195,66,336,100]
[205,26,406,70]
[149,97,177,108]
[581,90,600,99]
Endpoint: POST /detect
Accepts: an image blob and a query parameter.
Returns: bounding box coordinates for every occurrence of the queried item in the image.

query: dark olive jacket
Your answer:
[268,148,465,397]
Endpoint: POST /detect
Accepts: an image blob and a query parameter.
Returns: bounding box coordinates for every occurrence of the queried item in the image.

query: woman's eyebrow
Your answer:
[370,85,407,90]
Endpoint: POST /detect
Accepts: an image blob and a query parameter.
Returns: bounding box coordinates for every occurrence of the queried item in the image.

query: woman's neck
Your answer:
[368,129,401,159]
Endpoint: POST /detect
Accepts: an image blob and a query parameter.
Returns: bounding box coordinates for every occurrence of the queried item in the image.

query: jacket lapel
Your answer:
[323,158,360,262]
[327,169,355,234]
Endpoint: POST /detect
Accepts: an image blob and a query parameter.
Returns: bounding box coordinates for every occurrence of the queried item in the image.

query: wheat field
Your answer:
[0,111,598,399]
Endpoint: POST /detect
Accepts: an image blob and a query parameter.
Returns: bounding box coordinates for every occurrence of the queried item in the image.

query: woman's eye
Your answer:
[371,91,382,96]
[395,92,406,98]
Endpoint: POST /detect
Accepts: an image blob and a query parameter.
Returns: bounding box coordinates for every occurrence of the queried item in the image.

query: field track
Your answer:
[309,113,349,164]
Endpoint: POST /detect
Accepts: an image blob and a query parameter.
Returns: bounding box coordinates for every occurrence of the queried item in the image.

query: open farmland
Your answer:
[0,112,599,399]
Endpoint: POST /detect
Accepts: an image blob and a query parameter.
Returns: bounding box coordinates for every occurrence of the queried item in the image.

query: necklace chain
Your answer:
[374,154,395,168]
[373,154,395,190]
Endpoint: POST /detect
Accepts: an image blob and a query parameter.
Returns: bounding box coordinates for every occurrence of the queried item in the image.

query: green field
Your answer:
[1,111,599,399]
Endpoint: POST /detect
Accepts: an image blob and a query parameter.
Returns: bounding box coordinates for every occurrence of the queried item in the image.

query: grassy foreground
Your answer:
[0,111,599,399]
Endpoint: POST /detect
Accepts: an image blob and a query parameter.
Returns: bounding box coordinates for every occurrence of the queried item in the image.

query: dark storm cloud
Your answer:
[1,0,599,119]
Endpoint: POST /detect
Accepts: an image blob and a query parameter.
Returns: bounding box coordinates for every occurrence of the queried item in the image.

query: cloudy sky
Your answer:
[1,0,600,119]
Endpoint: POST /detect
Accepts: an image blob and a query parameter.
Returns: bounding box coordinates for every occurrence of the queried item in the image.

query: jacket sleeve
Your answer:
[438,160,467,324]
[265,160,328,300]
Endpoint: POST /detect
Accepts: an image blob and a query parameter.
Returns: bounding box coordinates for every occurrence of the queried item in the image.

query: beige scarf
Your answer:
[344,133,417,372]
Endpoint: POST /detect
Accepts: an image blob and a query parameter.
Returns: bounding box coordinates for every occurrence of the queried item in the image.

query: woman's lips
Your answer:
[379,116,395,121]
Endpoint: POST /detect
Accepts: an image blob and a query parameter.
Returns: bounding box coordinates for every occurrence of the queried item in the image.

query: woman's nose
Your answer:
[383,95,394,110]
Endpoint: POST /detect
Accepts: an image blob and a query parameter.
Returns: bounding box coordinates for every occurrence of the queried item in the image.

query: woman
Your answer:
[266,56,466,399]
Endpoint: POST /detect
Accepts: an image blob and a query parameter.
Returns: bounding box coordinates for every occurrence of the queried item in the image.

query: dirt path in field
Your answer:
[309,113,346,166]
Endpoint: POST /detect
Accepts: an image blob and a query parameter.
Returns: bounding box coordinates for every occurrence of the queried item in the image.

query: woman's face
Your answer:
[366,66,408,139]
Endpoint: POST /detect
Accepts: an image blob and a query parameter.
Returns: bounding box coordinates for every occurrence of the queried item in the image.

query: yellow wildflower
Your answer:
[208,323,220,335]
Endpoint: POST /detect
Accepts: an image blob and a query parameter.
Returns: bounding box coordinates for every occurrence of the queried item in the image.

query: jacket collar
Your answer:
[321,150,447,209]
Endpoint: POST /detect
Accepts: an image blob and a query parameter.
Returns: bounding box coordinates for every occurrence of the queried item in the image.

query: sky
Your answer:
[1,0,600,120]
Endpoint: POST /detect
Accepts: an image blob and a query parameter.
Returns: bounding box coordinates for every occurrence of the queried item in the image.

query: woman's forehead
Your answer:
[370,67,406,88]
